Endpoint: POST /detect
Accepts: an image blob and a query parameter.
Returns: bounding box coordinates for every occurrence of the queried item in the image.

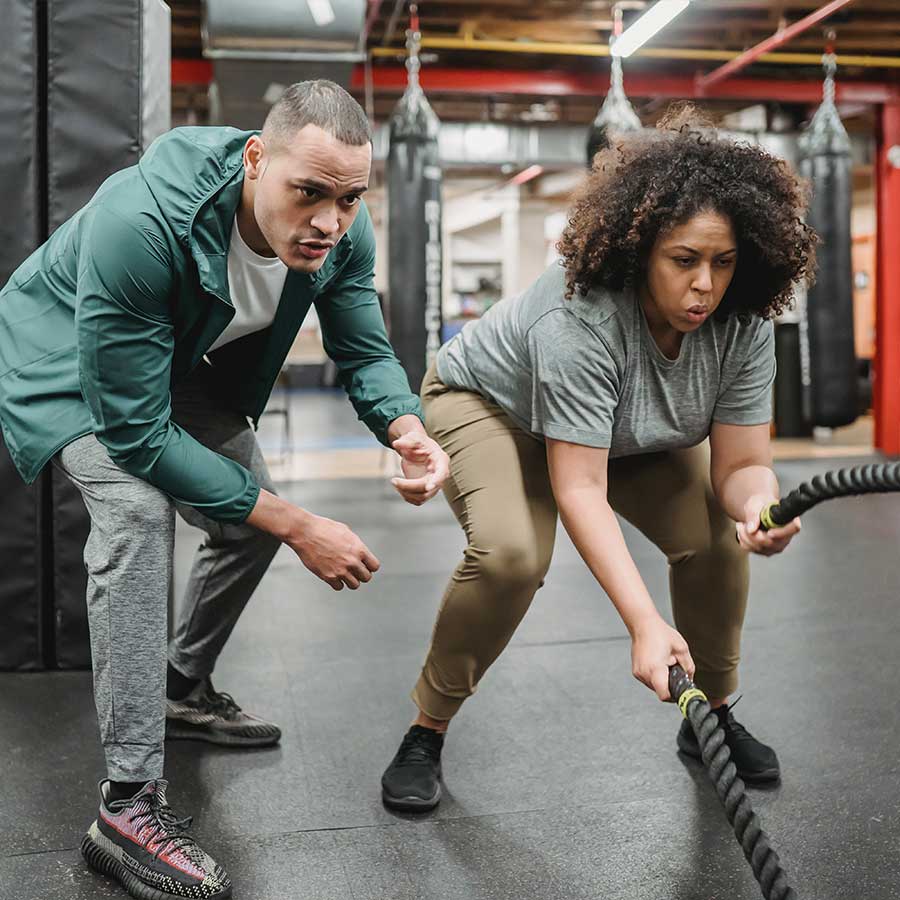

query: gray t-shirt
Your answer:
[437,263,775,457]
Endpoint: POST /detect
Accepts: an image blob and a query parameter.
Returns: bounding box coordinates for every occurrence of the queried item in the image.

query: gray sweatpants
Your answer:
[53,366,280,782]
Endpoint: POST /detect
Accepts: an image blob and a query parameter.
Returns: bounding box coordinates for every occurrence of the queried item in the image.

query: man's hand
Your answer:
[631,615,695,701]
[290,513,380,591]
[390,430,450,507]
[246,489,379,591]
[736,493,800,556]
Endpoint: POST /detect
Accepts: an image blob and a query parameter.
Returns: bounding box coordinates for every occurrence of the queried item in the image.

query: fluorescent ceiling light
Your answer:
[611,0,690,58]
[306,0,336,28]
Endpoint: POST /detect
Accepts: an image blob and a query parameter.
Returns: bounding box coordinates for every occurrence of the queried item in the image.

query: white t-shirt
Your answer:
[208,217,288,352]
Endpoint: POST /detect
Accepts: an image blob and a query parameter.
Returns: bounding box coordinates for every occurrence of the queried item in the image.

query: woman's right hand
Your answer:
[630,616,694,701]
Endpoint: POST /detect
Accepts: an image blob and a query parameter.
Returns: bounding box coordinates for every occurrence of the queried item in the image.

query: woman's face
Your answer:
[642,210,738,333]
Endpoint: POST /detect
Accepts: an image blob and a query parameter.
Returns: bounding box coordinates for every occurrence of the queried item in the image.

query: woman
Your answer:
[381,110,815,811]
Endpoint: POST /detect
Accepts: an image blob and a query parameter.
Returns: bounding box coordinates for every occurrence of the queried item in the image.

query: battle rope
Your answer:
[760,461,900,530]
[668,665,797,900]
[668,460,900,895]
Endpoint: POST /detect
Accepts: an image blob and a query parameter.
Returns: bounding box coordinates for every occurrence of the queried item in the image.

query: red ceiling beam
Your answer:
[697,0,856,93]
[350,66,899,105]
[171,59,898,105]
[172,58,213,85]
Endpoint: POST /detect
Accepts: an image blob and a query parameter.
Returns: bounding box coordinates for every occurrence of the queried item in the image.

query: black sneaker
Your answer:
[381,725,444,812]
[166,678,281,748]
[677,699,781,784]
[81,780,231,899]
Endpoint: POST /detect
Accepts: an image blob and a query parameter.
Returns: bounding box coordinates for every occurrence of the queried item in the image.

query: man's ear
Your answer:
[243,135,266,180]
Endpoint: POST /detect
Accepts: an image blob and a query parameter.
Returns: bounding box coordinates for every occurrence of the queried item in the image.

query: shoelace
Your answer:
[204,684,242,720]
[395,731,441,768]
[717,695,755,745]
[111,790,197,859]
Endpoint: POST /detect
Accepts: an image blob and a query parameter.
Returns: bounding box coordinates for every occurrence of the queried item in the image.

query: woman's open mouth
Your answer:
[685,305,708,323]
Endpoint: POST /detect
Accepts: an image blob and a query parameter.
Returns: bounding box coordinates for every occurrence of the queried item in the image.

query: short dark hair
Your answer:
[262,80,371,150]
[559,106,817,321]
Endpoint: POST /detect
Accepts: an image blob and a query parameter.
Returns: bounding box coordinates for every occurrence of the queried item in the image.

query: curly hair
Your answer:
[558,106,817,321]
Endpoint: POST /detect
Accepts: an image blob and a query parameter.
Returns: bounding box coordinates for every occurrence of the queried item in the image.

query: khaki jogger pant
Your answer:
[412,364,749,721]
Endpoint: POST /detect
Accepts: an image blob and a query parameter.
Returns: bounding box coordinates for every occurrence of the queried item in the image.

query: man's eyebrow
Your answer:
[292,179,369,195]
[291,179,332,191]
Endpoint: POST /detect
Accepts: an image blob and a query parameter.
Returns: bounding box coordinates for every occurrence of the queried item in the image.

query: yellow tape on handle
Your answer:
[677,687,707,719]
[759,503,779,531]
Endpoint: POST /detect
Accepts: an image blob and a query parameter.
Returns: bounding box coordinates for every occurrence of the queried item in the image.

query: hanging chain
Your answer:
[822,28,837,105]
[610,56,625,94]
[608,5,629,105]
[406,3,422,88]
[822,53,837,105]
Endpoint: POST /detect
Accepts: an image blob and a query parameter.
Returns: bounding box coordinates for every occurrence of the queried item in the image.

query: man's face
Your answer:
[243,124,372,273]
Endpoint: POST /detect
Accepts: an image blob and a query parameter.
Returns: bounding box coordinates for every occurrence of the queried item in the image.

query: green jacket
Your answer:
[0,126,422,522]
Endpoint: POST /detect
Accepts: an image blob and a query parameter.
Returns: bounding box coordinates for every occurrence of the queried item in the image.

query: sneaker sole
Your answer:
[381,783,442,812]
[166,721,281,748]
[676,733,781,785]
[81,831,232,900]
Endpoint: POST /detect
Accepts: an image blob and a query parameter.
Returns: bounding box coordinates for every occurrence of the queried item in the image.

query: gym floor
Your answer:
[3,391,899,900]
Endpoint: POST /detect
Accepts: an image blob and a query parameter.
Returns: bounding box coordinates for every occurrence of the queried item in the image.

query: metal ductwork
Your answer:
[202,0,366,129]
[373,122,593,169]
[369,122,871,172]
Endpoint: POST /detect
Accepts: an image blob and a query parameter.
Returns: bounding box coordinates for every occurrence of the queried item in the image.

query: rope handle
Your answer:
[758,461,900,531]
[667,664,798,899]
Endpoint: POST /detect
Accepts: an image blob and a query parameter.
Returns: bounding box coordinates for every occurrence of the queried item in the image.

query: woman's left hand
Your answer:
[736,493,800,556]
[390,432,450,506]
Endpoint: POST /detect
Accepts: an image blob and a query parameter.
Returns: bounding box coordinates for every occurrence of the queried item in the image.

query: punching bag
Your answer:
[774,291,813,438]
[799,54,858,428]
[0,0,45,669]
[387,10,442,393]
[586,48,642,166]
[0,0,170,670]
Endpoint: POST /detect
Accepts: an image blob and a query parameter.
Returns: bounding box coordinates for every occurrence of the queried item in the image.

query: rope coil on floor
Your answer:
[761,461,900,529]
[668,665,797,900]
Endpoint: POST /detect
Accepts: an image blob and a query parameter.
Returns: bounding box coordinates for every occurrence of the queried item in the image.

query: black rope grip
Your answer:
[761,461,900,530]
[668,665,797,900]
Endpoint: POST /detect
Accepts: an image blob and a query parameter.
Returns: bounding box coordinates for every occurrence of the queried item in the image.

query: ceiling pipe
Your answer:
[382,0,406,46]
[368,36,900,69]
[696,0,856,92]
[359,0,383,51]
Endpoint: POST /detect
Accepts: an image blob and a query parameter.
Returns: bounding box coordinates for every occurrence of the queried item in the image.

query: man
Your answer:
[0,80,448,899]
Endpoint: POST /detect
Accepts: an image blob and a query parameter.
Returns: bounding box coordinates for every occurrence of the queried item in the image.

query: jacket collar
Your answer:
[189,167,244,306]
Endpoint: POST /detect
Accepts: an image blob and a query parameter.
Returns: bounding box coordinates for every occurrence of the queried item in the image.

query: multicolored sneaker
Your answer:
[166,678,281,748]
[81,780,231,899]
